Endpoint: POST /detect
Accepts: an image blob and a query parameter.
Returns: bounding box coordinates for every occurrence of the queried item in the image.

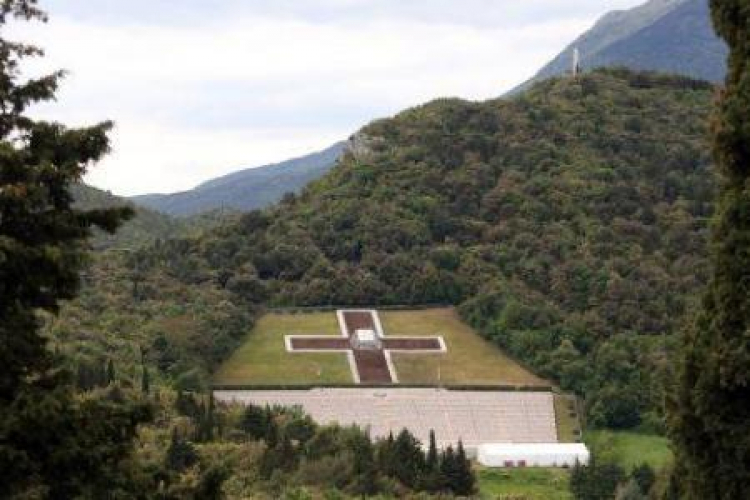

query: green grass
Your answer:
[584,430,673,470]
[478,467,572,499]
[213,312,352,385]
[553,394,581,443]
[214,308,546,386]
[381,308,547,386]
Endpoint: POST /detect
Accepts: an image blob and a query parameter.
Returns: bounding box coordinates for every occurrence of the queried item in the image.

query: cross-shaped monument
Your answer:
[285,309,447,384]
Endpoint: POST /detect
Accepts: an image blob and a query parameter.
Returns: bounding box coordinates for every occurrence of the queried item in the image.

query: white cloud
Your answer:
[9,1,642,195]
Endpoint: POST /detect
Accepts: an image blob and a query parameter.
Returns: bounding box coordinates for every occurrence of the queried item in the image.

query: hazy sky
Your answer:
[12,0,643,196]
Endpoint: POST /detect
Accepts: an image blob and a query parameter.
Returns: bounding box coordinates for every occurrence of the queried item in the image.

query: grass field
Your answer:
[214,307,546,386]
[553,394,581,443]
[381,309,547,386]
[214,312,352,385]
[584,430,673,470]
[478,467,572,500]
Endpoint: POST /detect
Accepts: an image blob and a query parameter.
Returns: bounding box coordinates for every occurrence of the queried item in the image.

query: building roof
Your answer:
[478,443,589,456]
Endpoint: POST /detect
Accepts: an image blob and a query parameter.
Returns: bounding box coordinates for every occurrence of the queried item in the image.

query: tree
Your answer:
[0,1,147,497]
[166,428,198,472]
[570,458,623,500]
[376,431,398,478]
[106,358,116,385]
[630,463,655,496]
[668,2,750,498]
[452,440,476,496]
[392,429,425,488]
[349,430,378,497]
[240,404,273,441]
[419,429,441,492]
[615,479,647,500]
[260,434,297,479]
[439,445,459,493]
[141,365,150,395]
[0,0,132,401]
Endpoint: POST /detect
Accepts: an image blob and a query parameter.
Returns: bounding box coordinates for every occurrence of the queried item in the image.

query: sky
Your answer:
[11,0,644,196]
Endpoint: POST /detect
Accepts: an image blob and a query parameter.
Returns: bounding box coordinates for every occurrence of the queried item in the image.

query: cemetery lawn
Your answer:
[380,308,547,386]
[213,312,352,386]
[213,307,546,387]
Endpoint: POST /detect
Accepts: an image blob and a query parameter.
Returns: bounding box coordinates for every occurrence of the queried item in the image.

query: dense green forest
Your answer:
[38,67,719,497]
[3,0,741,495]
[105,69,715,431]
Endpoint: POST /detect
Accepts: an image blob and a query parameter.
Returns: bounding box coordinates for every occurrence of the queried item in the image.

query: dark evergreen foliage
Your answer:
[669,1,750,498]
[166,428,199,472]
[570,458,624,500]
[630,463,655,496]
[0,2,151,497]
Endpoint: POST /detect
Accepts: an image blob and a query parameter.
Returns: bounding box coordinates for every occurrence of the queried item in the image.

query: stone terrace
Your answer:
[214,388,557,450]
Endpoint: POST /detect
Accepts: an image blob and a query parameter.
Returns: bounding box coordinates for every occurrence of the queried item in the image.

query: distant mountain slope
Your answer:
[132,141,346,217]
[514,0,726,92]
[72,184,182,249]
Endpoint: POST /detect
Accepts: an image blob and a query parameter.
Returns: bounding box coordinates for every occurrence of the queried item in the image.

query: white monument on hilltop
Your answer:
[352,328,381,350]
[572,47,581,77]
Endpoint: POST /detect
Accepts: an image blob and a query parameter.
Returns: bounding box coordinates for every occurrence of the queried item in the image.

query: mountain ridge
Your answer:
[512,0,726,93]
[131,141,346,217]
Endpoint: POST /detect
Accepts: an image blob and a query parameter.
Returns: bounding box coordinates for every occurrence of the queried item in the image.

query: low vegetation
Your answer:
[478,467,573,500]
[585,430,672,470]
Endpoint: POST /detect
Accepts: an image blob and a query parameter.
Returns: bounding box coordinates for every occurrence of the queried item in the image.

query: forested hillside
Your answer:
[72,184,182,249]
[44,68,717,497]
[126,69,716,430]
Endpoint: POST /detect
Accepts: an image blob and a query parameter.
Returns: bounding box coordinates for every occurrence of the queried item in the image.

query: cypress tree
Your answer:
[141,365,150,395]
[419,429,442,492]
[376,431,397,478]
[453,440,476,496]
[350,431,378,497]
[106,358,116,385]
[426,430,438,472]
[439,445,459,493]
[0,0,131,401]
[0,2,147,496]
[205,392,215,440]
[668,2,750,498]
[393,429,425,489]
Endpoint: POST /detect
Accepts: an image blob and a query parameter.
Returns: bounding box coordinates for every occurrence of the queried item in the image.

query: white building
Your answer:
[477,443,590,468]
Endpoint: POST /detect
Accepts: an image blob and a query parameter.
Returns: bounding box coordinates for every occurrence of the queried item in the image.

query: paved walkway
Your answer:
[285,309,445,384]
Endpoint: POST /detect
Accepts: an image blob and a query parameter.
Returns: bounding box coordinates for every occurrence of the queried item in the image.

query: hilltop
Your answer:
[515,0,727,92]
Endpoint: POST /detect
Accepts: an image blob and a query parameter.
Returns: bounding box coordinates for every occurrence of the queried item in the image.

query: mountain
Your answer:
[72,184,182,249]
[132,141,346,217]
[53,69,716,497]
[514,0,727,92]
[139,69,715,429]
